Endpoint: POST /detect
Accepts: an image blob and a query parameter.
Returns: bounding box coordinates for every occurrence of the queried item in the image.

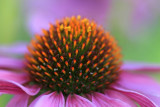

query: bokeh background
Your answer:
[0,0,160,106]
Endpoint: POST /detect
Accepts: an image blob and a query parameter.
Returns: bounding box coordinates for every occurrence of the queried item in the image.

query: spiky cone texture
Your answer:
[25,16,122,96]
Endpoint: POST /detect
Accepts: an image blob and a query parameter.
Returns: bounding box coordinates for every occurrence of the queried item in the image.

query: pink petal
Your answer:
[0,70,29,84]
[104,90,137,107]
[0,80,40,95]
[92,92,135,107]
[0,43,28,56]
[0,57,25,70]
[112,72,160,106]
[29,92,65,107]
[66,94,95,107]
[92,92,110,107]
[121,61,160,72]
[6,94,29,107]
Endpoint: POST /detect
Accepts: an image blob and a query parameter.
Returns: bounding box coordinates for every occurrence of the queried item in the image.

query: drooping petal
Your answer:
[104,90,137,107]
[112,72,160,106]
[6,94,29,107]
[66,94,95,107]
[29,92,65,107]
[122,61,160,72]
[0,80,40,95]
[113,86,157,107]
[92,92,136,107]
[0,57,25,70]
[0,43,28,56]
[0,70,29,84]
[26,0,110,34]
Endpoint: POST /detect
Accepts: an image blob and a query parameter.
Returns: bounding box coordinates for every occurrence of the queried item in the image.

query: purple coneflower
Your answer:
[1,16,160,107]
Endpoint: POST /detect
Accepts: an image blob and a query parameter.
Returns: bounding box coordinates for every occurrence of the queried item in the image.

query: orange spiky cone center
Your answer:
[25,16,122,95]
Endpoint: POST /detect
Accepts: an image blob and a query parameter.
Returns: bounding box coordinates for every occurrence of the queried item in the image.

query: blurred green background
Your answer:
[0,0,160,106]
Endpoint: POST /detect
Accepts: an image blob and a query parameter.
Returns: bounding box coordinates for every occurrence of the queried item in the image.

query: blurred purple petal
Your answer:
[26,0,110,34]
[122,61,160,72]
[128,0,160,38]
[131,0,159,28]
[112,72,160,106]
[109,0,160,39]
[0,57,25,70]
[7,94,29,107]
[0,43,28,56]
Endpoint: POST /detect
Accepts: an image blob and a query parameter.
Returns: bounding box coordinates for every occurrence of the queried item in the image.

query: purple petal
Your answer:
[29,92,65,107]
[0,57,25,70]
[66,94,95,107]
[26,0,110,34]
[0,43,28,56]
[0,79,40,95]
[0,70,29,84]
[112,72,160,106]
[121,61,160,72]
[92,92,136,107]
[6,94,29,107]
[104,90,137,107]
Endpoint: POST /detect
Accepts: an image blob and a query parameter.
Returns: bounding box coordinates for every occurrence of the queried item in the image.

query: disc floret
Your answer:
[25,15,122,95]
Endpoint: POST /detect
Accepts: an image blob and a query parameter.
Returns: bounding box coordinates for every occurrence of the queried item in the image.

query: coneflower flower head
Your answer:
[25,15,122,96]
